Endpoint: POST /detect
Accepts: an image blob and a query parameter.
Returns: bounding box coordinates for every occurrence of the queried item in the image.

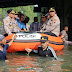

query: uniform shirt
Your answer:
[12,18,19,32]
[0,44,9,60]
[41,14,60,36]
[3,16,13,35]
[61,30,68,41]
[17,19,26,30]
[32,45,58,60]
[30,22,41,32]
[40,19,48,31]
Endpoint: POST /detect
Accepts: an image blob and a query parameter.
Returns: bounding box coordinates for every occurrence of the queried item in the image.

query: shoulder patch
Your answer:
[54,19,57,23]
[6,20,9,23]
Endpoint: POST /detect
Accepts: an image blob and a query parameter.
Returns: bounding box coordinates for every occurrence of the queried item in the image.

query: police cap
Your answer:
[49,7,55,12]
[40,36,48,42]
[7,9,15,14]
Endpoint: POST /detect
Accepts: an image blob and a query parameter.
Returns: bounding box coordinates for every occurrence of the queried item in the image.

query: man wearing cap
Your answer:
[40,13,50,31]
[41,7,60,36]
[0,34,17,60]
[40,14,46,30]
[3,9,15,35]
[12,11,19,33]
[25,36,58,60]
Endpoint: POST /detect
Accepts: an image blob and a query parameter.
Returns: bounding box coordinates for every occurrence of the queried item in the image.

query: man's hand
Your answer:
[63,38,66,42]
[25,48,32,53]
[14,35,17,39]
[61,35,64,39]
[12,34,18,40]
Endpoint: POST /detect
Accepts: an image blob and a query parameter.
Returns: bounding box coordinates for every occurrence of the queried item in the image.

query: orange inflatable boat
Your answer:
[5,32,64,53]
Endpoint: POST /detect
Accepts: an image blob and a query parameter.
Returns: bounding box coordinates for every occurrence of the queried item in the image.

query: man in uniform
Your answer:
[40,7,60,36]
[3,9,15,35]
[60,26,72,45]
[40,14,46,30]
[12,11,19,33]
[25,36,58,60]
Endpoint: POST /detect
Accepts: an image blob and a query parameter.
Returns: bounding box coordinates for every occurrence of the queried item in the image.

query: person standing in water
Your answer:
[25,36,58,60]
[0,34,17,60]
[60,26,72,45]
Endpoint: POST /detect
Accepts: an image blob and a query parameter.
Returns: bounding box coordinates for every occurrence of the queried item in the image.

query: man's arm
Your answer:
[8,35,17,46]
[0,41,2,44]
[22,25,27,32]
[48,46,58,60]
[25,48,38,53]
[17,24,22,31]
[61,31,66,37]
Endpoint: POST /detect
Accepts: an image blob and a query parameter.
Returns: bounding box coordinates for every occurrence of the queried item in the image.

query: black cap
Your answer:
[49,7,55,12]
[40,36,48,42]
[7,9,13,13]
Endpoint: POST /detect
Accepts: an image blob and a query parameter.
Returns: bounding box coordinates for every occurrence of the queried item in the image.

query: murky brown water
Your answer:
[0,45,72,72]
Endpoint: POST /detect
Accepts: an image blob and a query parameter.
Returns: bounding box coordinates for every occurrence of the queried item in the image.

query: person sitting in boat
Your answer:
[40,7,60,36]
[40,13,50,31]
[3,9,15,36]
[25,36,58,60]
[17,13,26,32]
[40,14,46,30]
[23,16,30,25]
[23,16,30,31]
[60,26,72,45]
[12,11,19,33]
[0,34,17,60]
[30,17,41,32]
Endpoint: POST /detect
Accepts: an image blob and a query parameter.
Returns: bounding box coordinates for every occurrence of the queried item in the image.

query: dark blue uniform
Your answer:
[32,45,58,60]
[38,46,53,57]
[0,44,9,60]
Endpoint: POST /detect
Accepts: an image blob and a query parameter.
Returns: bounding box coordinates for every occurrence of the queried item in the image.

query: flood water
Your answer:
[0,46,72,72]
[0,26,72,72]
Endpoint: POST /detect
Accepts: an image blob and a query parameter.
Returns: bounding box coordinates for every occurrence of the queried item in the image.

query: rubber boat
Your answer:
[5,32,64,53]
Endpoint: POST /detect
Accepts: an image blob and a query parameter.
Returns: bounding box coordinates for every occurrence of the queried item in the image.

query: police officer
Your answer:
[3,9,15,35]
[41,7,60,36]
[25,36,58,60]
[40,14,46,30]
[12,11,19,33]
[60,26,72,45]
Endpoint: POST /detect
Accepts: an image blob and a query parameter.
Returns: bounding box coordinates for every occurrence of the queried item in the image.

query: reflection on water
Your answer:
[5,53,42,72]
[0,46,72,72]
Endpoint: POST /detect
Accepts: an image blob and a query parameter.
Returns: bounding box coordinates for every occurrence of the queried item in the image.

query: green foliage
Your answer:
[0,5,42,26]
[0,21,3,26]
[0,5,41,25]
